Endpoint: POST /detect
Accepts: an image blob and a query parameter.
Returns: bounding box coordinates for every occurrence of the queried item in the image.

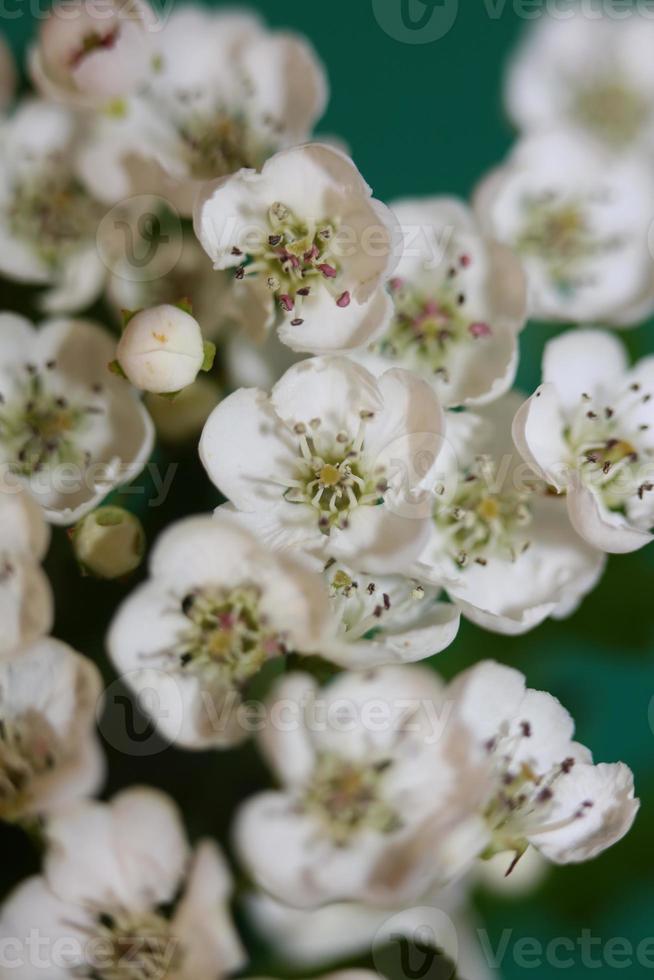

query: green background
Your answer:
[1,1,653,978]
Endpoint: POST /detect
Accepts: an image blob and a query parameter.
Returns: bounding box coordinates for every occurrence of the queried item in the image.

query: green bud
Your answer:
[72,507,145,579]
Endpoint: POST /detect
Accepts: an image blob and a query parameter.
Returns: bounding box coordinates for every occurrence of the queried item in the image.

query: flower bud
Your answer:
[30,0,154,107]
[116,304,207,394]
[72,506,145,579]
[145,376,221,443]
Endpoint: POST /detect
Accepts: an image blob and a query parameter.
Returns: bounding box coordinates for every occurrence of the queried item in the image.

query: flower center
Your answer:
[515,192,621,298]
[301,752,400,845]
[9,171,102,267]
[179,109,259,179]
[434,456,532,567]
[328,563,426,641]
[176,583,286,685]
[482,723,594,871]
[566,385,654,513]
[0,711,59,821]
[90,908,179,980]
[572,77,650,147]
[373,264,492,383]
[0,362,103,477]
[233,202,349,320]
[283,413,387,534]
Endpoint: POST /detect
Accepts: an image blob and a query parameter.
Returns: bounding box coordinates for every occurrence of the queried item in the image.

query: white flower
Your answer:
[0,313,154,525]
[0,34,16,111]
[321,561,460,668]
[108,514,332,749]
[505,11,654,155]
[0,100,107,314]
[353,197,526,407]
[0,482,53,658]
[474,130,654,325]
[416,661,639,881]
[234,666,449,907]
[0,637,104,823]
[199,356,444,573]
[0,788,245,980]
[194,143,398,354]
[513,329,654,554]
[77,6,328,216]
[414,394,606,634]
[116,304,206,394]
[29,0,156,108]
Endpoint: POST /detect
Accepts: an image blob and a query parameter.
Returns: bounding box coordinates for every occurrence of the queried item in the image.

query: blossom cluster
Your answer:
[0,4,649,979]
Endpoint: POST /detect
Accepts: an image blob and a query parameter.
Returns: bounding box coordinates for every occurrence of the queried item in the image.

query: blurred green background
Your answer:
[1,1,653,978]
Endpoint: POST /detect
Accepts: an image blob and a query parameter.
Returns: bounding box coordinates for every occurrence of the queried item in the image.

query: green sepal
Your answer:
[120,308,141,330]
[202,340,216,372]
[175,297,194,316]
[107,359,127,379]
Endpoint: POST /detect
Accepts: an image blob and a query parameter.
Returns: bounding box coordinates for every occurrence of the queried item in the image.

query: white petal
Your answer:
[277,286,392,355]
[529,763,639,864]
[512,384,569,491]
[542,329,629,414]
[199,387,298,510]
[567,476,653,554]
[173,840,246,980]
[324,602,460,668]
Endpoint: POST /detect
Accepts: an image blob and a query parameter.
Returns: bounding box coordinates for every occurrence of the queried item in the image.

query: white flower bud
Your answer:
[31,0,154,107]
[116,304,206,394]
[145,376,220,443]
[72,506,145,579]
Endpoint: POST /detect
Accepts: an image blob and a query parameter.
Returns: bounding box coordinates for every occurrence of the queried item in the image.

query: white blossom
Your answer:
[108,514,332,749]
[474,130,654,325]
[234,666,450,907]
[29,0,156,108]
[0,788,245,980]
[412,661,640,882]
[513,329,654,554]
[321,561,459,668]
[0,100,107,313]
[0,637,104,823]
[0,313,154,525]
[76,6,328,216]
[194,143,398,353]
[414,394,606,634]
[200,356,444,573]
[354,197,526,407]
[506,10,654,155]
